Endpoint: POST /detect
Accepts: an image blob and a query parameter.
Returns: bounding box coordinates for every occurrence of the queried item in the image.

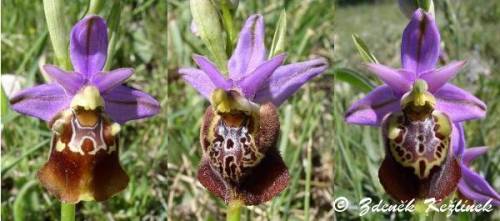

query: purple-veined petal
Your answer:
[178,68,216,99]
[452,123,465,157]
[420,61,465,93]
[434,83,486,122]
[401,9,440,75]
[228,14,266,80]
[70,16,108,77]
[43,65,85,95]
[345,85,400,126]
[193,55,232,90]
[462,146,489,166]
[237,54,286,99]
[365,63,413,96]
[458,164,500,206]
[91,68,134,93]
[254,57,328,106]
[10,84,71,122]
[102,85,160,124]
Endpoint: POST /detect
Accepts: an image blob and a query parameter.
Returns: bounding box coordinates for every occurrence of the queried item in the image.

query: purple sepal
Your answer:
[345,86,400,126]
[10,84,71,122]
[401,9,440,75]
[254,58,328,106]
[102,85,160,124]
[70,16,108,77]
[228,14,266,81]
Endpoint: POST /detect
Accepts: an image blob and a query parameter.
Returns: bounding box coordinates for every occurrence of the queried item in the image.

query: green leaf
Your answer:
[334,68,374,92]
[13,181,38,221]
[269,10,287,58]
[352,34,379,64]
[1,85,8,120]
[190,0,228,74]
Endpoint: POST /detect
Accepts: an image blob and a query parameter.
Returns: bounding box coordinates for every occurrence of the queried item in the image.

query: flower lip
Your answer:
[199,102,288,205]
[38,107,129,203]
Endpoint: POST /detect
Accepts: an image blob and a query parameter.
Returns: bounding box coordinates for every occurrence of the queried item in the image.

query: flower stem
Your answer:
[413,200,429,221]
[103,0,122,71]
[304,139,313,221]
[61,203,75,221]
[226,200,243,221]
[87,0,104,15]
[43,0,71,70]
[220,0,236,55]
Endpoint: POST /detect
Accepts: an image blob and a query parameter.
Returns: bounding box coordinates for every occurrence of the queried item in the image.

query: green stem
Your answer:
[304,139,313,221]
[103,0,122,71]
[414,200,430,221]
[61,203,75,221]
[87,0,105,15]
[226,200,243,221]
[43,0,71,69]
[220,0,236,55]
[417,0,435,16]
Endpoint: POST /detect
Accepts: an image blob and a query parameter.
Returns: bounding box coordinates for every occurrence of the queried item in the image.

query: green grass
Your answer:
[1,0,499,220]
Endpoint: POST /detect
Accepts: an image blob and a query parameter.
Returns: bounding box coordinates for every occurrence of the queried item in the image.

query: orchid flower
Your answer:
[453,124,500,206]
[10,16,160,203]
[179,14,328,205]
[345,9,486,202]
[345,9,485,127]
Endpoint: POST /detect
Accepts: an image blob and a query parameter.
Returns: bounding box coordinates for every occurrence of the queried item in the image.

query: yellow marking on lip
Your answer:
[387,115,402,140]
[110,123,121,136]
[55,140,66,152]
[78,192,94,201]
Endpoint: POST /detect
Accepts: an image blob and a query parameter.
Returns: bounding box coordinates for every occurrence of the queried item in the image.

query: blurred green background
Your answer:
[1,0,499,220]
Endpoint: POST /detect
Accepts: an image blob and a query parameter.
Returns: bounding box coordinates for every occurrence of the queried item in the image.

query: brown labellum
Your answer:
[38,108,128,203]
[198,103,289,205]
[379,109,460,202]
